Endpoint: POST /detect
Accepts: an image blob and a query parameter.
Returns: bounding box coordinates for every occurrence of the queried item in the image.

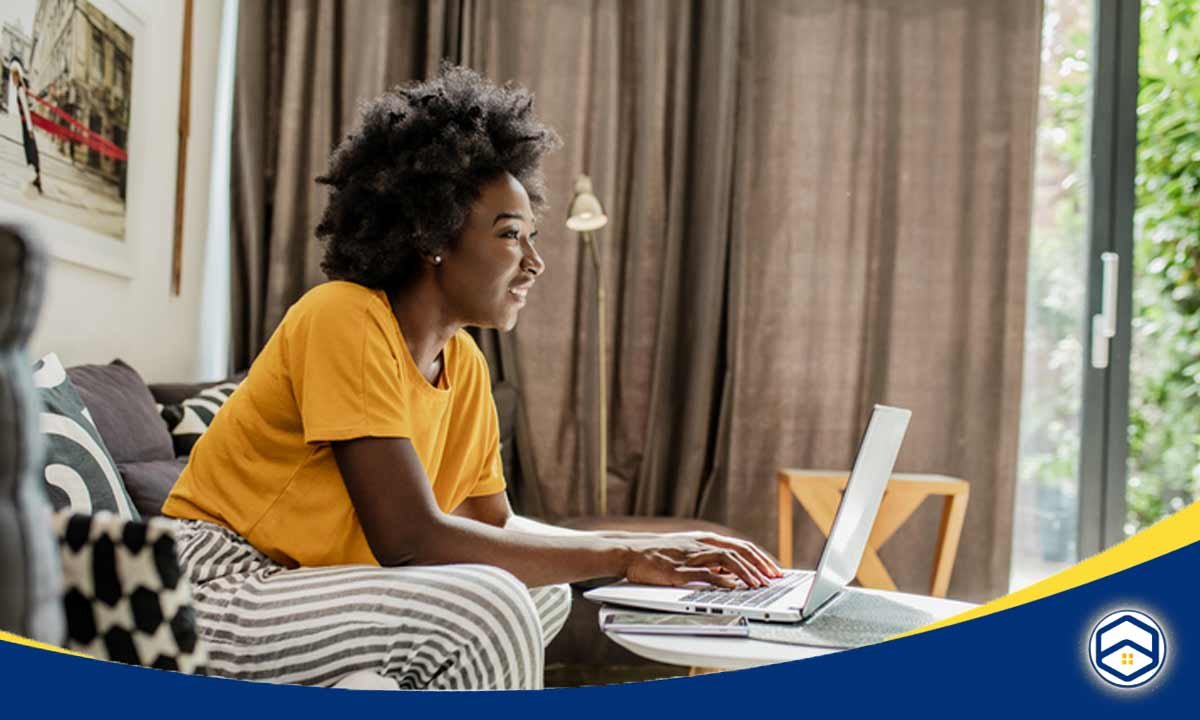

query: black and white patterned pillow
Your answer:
[157,382,239,456]
[33,353,139,520]
[53,511,207,674]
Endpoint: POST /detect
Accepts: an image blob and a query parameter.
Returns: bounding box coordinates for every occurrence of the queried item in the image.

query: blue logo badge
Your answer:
[1087,610,1166,688]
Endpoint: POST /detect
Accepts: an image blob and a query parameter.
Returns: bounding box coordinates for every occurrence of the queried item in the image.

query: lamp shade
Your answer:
[566,174,609,232]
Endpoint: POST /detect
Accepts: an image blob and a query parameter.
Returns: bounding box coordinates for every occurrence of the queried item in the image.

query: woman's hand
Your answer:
[621,533,784,589]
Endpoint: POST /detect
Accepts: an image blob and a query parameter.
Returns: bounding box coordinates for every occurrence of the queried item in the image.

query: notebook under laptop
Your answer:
[585,404,911,624]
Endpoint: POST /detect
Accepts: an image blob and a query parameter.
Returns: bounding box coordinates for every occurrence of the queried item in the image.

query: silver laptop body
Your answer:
[584,404,911,623]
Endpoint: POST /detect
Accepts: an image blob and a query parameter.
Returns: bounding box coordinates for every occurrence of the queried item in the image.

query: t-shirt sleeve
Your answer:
[466,350,507,498]
[468,412,507,498]
[287,296,412,444]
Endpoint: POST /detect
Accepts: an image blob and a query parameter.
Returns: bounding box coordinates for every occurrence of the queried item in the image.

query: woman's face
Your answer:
[439,171,545,331]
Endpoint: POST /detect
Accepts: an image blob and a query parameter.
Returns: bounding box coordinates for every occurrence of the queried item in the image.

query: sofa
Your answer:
[0,224,748,685]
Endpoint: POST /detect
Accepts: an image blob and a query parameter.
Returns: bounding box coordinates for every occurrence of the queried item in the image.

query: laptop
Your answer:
[585,404,911,624]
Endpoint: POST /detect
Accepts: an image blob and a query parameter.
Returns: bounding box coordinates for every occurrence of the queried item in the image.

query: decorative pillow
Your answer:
[53,511,207,674]
[118,457,189,518]
[33,353,139,520]
[157,381,240,456]
[66,359,175,464]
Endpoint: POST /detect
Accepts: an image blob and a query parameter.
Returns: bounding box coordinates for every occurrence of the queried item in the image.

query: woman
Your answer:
[163,64,780,690]
[8,59,43,195]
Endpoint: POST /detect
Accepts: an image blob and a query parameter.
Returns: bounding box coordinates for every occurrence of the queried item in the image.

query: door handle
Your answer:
[1091,252,1119,369]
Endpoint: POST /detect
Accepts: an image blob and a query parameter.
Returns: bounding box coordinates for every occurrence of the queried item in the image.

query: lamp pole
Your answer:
[584,230,607,516]
[567,174,609,517]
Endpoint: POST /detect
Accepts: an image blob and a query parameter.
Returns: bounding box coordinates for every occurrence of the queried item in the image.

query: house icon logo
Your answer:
[1087,610,1166,688]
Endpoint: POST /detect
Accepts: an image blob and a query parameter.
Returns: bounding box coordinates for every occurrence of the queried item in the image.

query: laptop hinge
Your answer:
[795,590,842,624]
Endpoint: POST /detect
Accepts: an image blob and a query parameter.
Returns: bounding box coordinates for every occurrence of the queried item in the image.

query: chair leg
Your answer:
[777,474,794,567]
[930,490,969,597]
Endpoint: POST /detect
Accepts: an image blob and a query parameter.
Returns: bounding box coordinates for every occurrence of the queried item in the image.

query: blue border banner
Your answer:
[2,537,1194,717]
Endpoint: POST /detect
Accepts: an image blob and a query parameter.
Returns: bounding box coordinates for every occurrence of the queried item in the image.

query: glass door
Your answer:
[1013,0,1142,590]
[1012,0,1095,590]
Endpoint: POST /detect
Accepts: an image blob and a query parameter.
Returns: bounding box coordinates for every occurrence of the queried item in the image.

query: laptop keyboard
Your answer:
[678,571,809,608]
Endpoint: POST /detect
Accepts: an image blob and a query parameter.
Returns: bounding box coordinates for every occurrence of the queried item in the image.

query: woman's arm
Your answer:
[498,510,781,573]
[452,492,514,528]
[333,436,781,588]
[458,497,769,568]
[453,493,637,539]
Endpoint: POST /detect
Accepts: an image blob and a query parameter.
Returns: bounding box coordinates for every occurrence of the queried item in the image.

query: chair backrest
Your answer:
[0,223,65,643]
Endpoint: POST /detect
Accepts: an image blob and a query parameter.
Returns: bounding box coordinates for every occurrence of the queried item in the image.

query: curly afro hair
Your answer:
[316,63,562,289]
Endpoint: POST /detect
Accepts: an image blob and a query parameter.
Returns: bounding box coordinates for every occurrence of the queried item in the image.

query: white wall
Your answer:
[28,0,226,383]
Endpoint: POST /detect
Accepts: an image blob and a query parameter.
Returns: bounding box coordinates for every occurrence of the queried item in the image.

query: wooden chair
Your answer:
[776,469,969,597]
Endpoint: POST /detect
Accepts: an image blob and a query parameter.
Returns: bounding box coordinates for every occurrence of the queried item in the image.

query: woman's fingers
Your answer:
[673,566,740,589]
[740,540,784,578]
[684,548,767,588]
[698,535,784,578]
[624,535,784,589]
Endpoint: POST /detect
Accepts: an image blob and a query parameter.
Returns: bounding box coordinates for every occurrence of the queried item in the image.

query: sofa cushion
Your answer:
[33,353,139,520]
[66,359,175,464]
[53,511,207,673]
[0,224,65,644]
[118,458,188,518]
[156,381,241,457]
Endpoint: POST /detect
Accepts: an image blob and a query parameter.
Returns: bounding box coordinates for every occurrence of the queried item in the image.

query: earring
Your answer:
[433,255,442,265]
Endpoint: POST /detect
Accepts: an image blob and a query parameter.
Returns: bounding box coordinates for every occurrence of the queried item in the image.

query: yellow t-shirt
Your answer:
[162,281,506,567]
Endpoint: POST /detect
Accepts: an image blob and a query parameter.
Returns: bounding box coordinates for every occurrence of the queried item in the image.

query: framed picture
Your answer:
[0,0,143,278]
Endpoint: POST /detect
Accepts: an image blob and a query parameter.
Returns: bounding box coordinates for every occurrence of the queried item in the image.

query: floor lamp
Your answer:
[566,175,610,515]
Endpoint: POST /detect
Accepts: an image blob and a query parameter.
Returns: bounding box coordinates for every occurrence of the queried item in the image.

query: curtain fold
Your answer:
[722,0,1040,600]
[231,0,432,370]
[229,0,1041,600]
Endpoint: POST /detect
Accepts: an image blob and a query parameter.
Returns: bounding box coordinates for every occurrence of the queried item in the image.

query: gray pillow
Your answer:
[67,359,175,464]
[118,458,188,517]
[33,352,140,520]
[0,224,65,645]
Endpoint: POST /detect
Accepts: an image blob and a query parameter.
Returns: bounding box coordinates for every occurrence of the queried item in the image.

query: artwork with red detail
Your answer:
[1,0,134,240]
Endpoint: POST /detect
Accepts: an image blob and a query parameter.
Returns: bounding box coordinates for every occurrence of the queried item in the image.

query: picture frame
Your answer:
[0,0,146,279]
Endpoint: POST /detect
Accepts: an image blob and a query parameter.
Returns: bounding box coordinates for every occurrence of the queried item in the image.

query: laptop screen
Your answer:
[802,404,911,618]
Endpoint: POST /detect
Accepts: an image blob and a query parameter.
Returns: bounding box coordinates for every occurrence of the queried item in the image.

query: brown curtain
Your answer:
[439,0,750,523]
[721,1,1040,602]
[230,0,434,370]
[229,0,1041,601]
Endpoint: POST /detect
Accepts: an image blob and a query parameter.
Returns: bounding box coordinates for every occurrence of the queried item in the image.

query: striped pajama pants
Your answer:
[174,520,571,690]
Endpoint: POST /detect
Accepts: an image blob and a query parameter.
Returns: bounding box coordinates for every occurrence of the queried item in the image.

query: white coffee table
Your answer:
[598,587,976,670]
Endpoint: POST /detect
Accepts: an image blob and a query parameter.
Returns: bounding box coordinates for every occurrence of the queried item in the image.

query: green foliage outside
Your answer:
[1019,0,1197,565]
[1128,0,1200,532]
